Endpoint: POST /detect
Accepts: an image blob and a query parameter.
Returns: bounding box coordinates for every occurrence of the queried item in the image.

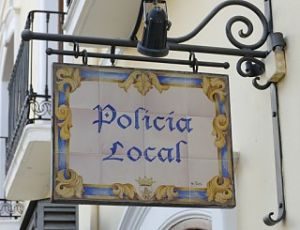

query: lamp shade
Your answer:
[137,6,169,57]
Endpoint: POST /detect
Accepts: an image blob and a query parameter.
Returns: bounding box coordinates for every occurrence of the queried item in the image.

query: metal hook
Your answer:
[264,204,285,226]
[82,49,88,65]
[189,52,198,73]
[73,42,80,58]
[252,77,272,90]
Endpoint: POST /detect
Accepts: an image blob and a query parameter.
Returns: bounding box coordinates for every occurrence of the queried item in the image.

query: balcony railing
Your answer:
[0,199,24,219]
[5,11,65,173]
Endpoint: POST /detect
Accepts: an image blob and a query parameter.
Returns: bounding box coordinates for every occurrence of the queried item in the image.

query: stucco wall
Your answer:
[118,0,298,229]
[270,1,300,230]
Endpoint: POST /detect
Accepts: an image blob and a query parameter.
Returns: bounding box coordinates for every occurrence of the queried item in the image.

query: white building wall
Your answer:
[116,0,299,229]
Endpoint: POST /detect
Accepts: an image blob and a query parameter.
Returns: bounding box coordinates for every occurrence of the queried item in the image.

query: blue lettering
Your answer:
[144,147,156,162]
[93,104,116,133]
[176,118,193,133]
[103,141,124,161]
[153,116,165,131]
[175,140,188,163]
[134,107,146,129]
[117,114,132,129]
[93,104,193,134]
[166,111,176,131]
[102,140,188,163]
[158,147,174,162]
[127,146,142,161]
[142,111,152,130]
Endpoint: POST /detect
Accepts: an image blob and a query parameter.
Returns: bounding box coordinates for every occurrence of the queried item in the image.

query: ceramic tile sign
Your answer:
[52,64,235,208]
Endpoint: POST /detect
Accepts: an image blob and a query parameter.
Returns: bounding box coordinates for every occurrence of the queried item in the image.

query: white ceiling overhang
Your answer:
[64,0,141,40]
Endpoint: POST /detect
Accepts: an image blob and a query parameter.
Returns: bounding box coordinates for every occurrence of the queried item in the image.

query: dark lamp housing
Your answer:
[137,2,170,57]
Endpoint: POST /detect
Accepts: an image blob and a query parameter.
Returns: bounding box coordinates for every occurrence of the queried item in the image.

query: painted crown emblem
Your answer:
[136,176,155,186]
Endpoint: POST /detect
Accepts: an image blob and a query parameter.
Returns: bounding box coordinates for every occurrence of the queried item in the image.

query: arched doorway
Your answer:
[168,217,212,230]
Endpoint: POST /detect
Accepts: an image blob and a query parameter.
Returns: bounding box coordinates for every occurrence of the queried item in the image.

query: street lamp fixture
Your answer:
[137,0,170,57]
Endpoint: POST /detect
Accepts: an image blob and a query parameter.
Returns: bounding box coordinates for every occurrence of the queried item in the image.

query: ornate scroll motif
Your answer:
[119,71,170,96]
[0,200,24,218]
[56,67,81,98]
[55,169,83,199]
[212,114,229,148]
[202,77,226,102]
[55,105,72,140]
[112,183,139,200]
[203,77,228,148]
[30,99,51,117]
[153,185,178,201]
[207,176,233,204]
[167,1,268,50]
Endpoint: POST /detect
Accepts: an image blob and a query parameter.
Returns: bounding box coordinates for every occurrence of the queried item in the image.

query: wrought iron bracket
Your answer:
[21,1,286,81]
[252,37,287,225]
[252,32,286,90]
[21,1,273,77]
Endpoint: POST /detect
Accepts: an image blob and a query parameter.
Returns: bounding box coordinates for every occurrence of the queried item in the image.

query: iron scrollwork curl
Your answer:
[168,0,269,50]
[236,56,265,78]
[0,199,24,218]
[252,77,272,90]
[31,99,51,117]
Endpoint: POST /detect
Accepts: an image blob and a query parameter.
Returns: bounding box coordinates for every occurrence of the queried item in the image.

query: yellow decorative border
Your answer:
[112,183,139,200]
[56,68,81,100]
[202,77,228,150]
[55,67,82,198]
[55,169,84,199]
[153,185,179,201]
[119,70,170,96]
[55,105,72,141]
[207,176,233,204]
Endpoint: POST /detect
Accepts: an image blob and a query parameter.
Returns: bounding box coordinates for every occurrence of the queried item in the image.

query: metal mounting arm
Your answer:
[263,83,286,226]
[22,0,271,78]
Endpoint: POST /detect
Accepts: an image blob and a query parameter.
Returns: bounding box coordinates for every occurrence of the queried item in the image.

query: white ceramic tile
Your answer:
[70,108,100,154]
[188,158,220,187]
[96,110,145,156]
[143,113,189,161]
[145,157,189,188]
[99,81,144,113]
[100,158,145,186]
[144,85,188,116]
[69,81,100,110]
[187,116,218,160]
[69,153,101,184]
[186,88,215,117]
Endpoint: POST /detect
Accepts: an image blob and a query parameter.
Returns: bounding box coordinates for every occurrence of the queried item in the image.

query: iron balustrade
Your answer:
[5,41,52,172]
[6,41,30,172]
[0,199,24,219]
[5,11,65,173]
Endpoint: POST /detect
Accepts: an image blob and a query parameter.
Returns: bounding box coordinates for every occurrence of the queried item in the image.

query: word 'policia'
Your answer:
[92,104,193,134]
